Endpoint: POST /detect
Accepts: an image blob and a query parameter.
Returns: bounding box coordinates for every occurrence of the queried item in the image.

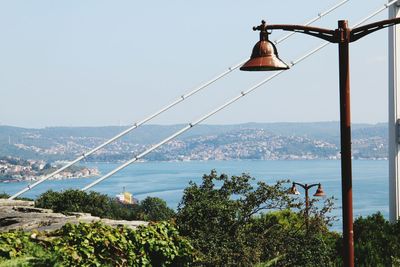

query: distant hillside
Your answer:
[0,122,387,162]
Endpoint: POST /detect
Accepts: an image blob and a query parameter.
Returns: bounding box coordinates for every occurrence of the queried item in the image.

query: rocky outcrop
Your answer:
[0,199,147,232]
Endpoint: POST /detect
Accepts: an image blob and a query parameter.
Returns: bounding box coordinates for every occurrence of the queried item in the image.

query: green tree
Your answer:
[35,189,141,220]
[353,212,400,266]
[139,196,175,221]
[35,189,174,222]
[0,192,9,199]
[0,192,33,201]
[175,170,339,266]
[176,170,296,266]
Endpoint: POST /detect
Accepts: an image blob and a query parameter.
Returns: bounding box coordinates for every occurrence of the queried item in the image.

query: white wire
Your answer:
[273,0,349,44]
[82,70,283,191]
[82,0,399,191]
[80,45,330,190]
[8,2,348,200]
[352,0,399,28]
[82,39,330,191]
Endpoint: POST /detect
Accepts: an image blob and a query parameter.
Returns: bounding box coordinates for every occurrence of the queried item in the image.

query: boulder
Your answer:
[0,199,147,232]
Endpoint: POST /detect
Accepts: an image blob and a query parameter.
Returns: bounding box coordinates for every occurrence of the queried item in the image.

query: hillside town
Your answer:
[0,157,99,183]
[0,124,387,163]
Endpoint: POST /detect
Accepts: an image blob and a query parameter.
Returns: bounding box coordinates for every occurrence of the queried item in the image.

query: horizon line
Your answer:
[0,121,387,129]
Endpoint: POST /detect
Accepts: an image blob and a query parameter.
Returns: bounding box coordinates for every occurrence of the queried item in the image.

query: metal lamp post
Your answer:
[240,18,400,267]
[289,182,325,231]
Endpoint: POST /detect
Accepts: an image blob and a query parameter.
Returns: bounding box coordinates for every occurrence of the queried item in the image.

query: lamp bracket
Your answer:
[266,24,336,43]
[293,182,320,190]
[351,17,400,42]
[397,119,400,144]
[260,17,400,44]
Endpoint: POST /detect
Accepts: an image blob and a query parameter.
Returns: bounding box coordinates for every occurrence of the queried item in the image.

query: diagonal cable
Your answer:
[8,1,349,200]
[81,0,399,191]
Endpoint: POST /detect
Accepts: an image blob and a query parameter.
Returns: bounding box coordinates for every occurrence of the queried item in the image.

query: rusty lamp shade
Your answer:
[289,183,301,195]
[313,184,325,197]
[240,39,289,71]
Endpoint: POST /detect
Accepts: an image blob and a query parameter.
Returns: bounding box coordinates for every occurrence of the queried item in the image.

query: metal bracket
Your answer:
[351,17,400,42]
[397,119,400,143]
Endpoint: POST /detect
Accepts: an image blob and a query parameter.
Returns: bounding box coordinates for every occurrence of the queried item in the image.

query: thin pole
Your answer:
[388,0,400,223]
[8,2,348,200]
[338,20,354,267]
[292,182,321,231]
[305,185,310,231]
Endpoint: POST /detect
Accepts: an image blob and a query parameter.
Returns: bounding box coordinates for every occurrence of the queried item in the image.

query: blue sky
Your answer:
[0,1,392,127]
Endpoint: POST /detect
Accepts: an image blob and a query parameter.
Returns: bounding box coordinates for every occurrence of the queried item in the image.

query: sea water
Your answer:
[1,160,388,231]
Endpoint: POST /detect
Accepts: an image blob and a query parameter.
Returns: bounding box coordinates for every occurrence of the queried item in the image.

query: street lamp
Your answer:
[289,182,325,231]
[240,18,400,267]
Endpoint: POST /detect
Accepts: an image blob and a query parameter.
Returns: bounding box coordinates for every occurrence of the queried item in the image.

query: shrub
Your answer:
[0,222,198,266]
[0,230,57,266]
[35,190,175,221]
[0,192,33,201]
[176,170,339,266]
[353,212,400,266]
[176,170,296,266]
[35,189,117,218]
[139,197,175,221]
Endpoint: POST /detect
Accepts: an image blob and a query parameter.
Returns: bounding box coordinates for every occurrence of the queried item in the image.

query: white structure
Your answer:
[389,0,400,223]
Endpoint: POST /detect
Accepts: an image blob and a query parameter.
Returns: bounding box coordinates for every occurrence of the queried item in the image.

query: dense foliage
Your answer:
[0,192,33,201]
[140,197,176,221]
[250,210,340,266]
[6,170,400,266]
[0,193,10,199]
[35,189,175,221]
[0,221,198,266]
[353,212,400,266]
[0,230,56,266]
[175,170,338,266]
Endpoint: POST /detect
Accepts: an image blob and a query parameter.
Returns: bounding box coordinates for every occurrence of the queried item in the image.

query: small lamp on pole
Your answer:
[240,17,400,267]
[289,182,326,230]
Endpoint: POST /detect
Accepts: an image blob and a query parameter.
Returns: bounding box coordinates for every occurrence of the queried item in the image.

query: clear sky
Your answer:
[0,1,393,128]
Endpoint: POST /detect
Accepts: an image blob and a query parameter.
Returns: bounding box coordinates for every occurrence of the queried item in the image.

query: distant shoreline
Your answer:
[1,157,389,183]
[0,174,97,183]
[0,122,387,162]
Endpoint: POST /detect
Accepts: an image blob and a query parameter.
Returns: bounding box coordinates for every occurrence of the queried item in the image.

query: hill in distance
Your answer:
[0,122,387,162]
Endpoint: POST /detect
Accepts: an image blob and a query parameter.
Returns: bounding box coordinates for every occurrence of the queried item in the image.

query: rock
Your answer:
[0,199,34,207]
[0,200,147,232]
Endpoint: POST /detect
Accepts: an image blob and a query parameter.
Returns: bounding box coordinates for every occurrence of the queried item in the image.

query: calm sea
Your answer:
[1,160,389,231]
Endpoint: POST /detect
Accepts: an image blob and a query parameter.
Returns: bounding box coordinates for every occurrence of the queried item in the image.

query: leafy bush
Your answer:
[175,170,340,266]
[353,212,400,266]
[35,189,175,221]
[176,170,297,266]
[0,230,57,266]
[51,221,197,266]
[247,210,339,266]
[35,190,124,218]
[0,192,33,201]
[0,222,198,266]
[139,197,175,222]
